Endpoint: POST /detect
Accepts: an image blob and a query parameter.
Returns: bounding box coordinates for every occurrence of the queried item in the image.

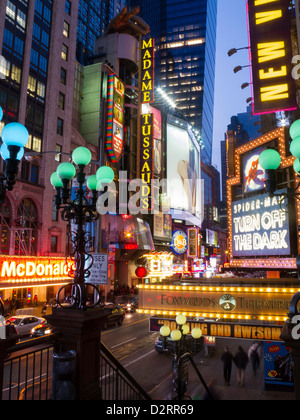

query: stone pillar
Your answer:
[46,307,107,401]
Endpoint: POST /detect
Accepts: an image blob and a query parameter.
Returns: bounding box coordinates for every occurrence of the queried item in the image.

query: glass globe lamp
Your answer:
[1,122,29,148]
[160,326,171,337]
[171,329,182,341]
[290,136,300,160]
[290,119,300,140]
[176,314,187,326]
[294,159,300,175]
[259,149,281,170]
[191,328,203,340]
[72,147,92,166]
[0,106,3,121]
[57,162,76,181]
[96,166,114,184]
[50,172,63,188]
[87,175,98,191]
[0,143,24,161]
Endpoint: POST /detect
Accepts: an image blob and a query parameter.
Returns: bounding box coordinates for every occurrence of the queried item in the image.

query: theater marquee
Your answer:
[247,0,297,114]
[138,284,297,322]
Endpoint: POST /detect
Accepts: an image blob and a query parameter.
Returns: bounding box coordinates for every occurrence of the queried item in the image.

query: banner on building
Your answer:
[247,0,297,114]
[106,74,125,162]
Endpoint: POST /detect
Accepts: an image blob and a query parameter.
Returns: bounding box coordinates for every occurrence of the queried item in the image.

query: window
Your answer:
[57,118,64,135]
[58,92,65,110]
[55,144,62,162]
[60,68,67,85]
[65,0,71,15]
[51,236,58,253]
[63,21,70,38]
[62,44,68,61]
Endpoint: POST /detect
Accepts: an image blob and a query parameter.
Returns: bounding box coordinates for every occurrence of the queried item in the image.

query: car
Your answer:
[114,296,137,313]
[6,316,45,337]
[103,304,125,329]
[30,320,52,338]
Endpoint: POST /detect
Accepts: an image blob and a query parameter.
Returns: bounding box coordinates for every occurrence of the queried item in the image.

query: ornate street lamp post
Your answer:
[0,107,29,318]
[160,315,203,400]
[258,119,300,400]
[50,147,115,311]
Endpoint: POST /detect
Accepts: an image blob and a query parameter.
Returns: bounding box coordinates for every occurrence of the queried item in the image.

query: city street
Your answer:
[102,313,295,401]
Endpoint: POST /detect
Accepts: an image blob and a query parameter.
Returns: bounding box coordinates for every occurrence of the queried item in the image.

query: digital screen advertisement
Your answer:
[166,118,202,225]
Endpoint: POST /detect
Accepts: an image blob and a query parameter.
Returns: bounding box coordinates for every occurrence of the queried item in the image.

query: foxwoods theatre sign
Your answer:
[232,189,292,257]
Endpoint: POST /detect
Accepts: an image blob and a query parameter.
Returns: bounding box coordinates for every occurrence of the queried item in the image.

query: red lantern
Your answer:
[135,266,147,278]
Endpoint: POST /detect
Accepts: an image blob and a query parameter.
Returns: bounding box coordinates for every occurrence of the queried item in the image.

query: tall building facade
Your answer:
[0,0,125,305]
[127,0,218,164]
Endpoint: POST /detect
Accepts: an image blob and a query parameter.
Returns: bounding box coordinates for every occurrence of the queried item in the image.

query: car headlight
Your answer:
[45,329,51,335]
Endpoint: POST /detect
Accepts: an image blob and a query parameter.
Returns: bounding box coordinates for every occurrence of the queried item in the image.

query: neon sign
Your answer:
[106,74,125,162]
[0,256,73,285]
[247,0,297,114]
[140,38,155,103]
[140,113,154,211]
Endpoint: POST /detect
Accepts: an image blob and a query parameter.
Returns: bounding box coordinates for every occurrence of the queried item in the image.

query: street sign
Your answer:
[87,254,109,285]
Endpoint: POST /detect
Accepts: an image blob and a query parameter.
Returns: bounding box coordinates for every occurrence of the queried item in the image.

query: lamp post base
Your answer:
[46,307,107,401]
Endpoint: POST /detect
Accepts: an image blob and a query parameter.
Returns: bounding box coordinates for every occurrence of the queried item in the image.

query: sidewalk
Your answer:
[151,337,295,401]
[187,338,295,401]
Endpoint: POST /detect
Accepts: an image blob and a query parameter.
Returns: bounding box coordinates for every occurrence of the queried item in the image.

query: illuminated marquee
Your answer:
[227,127,299,269]
[247,0,297,114]
[140,38,155,104]
[232,189,292,257]
[0,256,73,287]
[140,113,154,211]
[150,318,283,341]
[137,283,298,322]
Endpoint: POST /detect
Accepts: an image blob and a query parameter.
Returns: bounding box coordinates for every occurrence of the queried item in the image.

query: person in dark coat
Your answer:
[221,347,234,386]
[234,346,249,387]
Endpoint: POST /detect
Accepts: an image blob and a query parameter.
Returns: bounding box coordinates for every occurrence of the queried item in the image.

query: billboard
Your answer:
[106,74,125,162]
[242,146,266,193]
[166,118,202,225]
[232,189,291,257]
[247,0,297,115]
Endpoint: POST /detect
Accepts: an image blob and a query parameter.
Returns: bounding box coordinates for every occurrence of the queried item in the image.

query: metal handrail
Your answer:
[100,342,151,400]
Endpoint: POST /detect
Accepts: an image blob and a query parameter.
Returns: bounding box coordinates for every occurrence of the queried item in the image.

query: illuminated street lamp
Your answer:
[0,106,29,204]
[51,147,115,310]
[160,315,203,400]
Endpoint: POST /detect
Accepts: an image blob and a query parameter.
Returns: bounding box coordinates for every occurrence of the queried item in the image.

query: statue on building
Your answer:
[106,6,150,37]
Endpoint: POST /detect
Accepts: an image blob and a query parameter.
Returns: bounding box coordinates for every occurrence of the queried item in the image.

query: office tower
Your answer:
[127,0,218,164]
[77,0,125,62]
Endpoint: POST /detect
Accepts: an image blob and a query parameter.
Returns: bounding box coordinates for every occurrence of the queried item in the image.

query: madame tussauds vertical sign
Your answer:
[232,190,291,257]
[247,0,297,114]
[140,38,155,103]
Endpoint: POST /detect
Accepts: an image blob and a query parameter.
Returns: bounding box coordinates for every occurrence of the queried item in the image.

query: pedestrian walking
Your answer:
[41,302,47,316]
[248,342,262,376]
[234,346,249,387]
[221,347,234,386]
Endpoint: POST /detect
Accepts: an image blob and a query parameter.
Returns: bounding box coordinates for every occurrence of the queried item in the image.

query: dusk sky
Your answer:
[213,0,250,171]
